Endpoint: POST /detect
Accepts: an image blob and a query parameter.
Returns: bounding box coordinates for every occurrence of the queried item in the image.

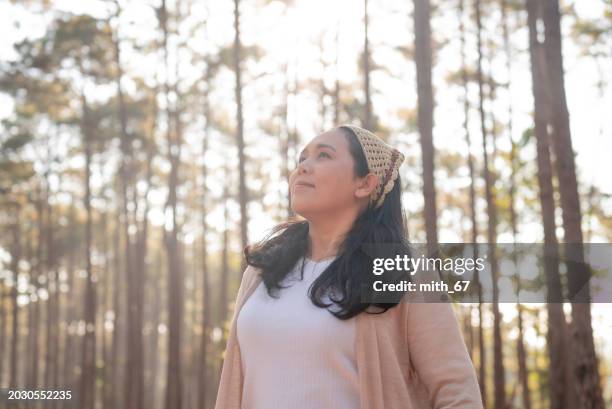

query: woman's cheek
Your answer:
[328,176,349,201]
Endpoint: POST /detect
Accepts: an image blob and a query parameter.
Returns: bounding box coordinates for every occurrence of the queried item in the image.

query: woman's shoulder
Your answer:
[242,264,262,285]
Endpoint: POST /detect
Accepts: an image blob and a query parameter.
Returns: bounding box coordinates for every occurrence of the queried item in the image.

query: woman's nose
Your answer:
[296,158,311,174]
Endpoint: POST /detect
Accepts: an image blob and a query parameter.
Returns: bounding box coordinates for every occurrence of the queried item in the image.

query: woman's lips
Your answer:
[294,181,315,189]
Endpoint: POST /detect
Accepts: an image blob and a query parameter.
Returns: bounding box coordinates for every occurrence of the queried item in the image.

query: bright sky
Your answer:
[1,0,610,203]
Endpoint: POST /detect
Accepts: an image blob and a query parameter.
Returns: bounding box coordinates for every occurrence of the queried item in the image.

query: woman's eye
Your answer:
[298,152,330,162]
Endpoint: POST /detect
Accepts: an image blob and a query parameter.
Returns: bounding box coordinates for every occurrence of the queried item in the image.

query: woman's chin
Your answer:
[290,198,318,217]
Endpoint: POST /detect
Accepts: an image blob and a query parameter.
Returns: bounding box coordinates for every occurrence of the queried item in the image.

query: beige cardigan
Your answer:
[214,264,484,409]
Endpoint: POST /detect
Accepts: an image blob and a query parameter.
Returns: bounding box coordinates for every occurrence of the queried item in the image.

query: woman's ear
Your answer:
[354,173,380,200]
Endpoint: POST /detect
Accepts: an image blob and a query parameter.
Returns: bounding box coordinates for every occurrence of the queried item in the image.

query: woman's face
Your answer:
[289,128,371,218]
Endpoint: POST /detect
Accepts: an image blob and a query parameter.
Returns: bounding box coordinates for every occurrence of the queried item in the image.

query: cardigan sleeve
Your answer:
[214,264,258,409]
[231,265,257,316]
[406,299,484,408]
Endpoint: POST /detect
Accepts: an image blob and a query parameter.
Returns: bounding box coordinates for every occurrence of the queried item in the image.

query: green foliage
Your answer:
[51,13,115,80]
[0,159,35,194]
[570,5,612,60]
[519,127,533,148]
[0,120,35,195]
[0,131,32,152]
[217,44,265,71]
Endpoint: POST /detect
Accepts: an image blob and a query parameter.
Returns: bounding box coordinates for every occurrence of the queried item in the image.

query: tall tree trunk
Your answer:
[458,0,485,403]
[508,125,532,409]
[500,1,532,407]
[220,166,230,327]
[131,86,156,409]
[542,1,605,407]
[414,0,438,256]
[533,307,548,408]
[509,138,532,409]
[9,204,21,390]
[52,230,62,409]
[0,280,5,389]
[474,0,505,407]
[79,94,97,409]
[28,189,44,390]
[24,225,34,391]
[138,93,157,409]
[163,83,184,409]
[525,1,573,408]
[62,197,78,396]
[151,253,163,409]
[110,3,144,408]
[51,234,62,406]
[160,3,184,409]
[197,58,212,409]
[110,198,123,409]
[44,191,56,392]
[217,163,231,386]
[45,171,61,396]
[101,209,112,409]
[515,303,531,408]
[233,0,249,274]
[363,0,372,130]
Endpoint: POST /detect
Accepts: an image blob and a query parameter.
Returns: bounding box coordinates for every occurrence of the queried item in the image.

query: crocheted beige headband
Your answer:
[339,124,405,209]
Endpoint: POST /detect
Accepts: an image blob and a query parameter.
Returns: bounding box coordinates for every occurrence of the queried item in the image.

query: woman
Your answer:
[214,125,483,409]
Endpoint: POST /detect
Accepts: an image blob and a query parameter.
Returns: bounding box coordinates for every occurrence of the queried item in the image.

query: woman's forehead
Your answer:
[301,129,347,153]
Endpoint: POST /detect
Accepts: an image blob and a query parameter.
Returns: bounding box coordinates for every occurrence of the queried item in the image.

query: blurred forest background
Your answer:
[1,0,611,408]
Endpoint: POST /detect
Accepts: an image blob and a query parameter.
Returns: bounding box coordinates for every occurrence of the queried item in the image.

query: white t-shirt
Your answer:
[236,256,360,409]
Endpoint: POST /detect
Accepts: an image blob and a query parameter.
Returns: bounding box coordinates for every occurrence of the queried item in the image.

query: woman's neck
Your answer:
[307,217,354,261]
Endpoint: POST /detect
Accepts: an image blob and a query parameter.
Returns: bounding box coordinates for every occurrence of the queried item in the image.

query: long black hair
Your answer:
[244,126,412,320]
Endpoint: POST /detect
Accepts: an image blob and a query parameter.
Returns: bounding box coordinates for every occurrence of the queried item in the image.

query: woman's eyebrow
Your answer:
[299,143,337,156]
